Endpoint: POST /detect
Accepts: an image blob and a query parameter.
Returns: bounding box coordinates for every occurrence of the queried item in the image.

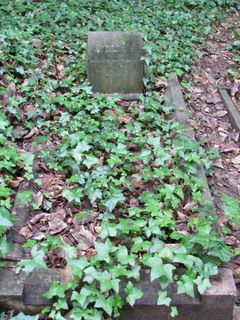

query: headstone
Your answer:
[87,31,144,99]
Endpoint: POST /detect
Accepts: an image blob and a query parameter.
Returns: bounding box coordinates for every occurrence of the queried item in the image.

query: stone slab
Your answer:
[118,269,200,306]
[23,269,62,306]
[64,268,236,320]
[0,268,62,314]
[87,31,144,98]
[5,243,23,262]
[0,269,25,310]
[218,86,240,134]
[233,306,240,320]
[7,181,35,244]
[165,72,221,233]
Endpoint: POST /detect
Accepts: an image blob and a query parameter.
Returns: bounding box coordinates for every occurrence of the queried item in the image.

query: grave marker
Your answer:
[87,31,144,99]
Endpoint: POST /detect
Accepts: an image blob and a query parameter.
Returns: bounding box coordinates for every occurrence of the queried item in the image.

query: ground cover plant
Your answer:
[0,0,239,319]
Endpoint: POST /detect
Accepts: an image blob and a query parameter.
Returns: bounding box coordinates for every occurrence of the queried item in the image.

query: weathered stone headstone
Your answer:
[87,31,144,99]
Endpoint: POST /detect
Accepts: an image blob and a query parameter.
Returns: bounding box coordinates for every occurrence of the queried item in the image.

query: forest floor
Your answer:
[186,14,240,305]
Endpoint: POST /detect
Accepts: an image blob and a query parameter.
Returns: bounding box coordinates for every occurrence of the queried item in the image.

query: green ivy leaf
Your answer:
[87,188,102,204]
[11,313,39,320]
[18,245,47,275]
[0,207,13,230]
[116,246,136,266]
[44,282,66,299]
[221,194,240,227]
[94,239,115,263]
[157,290,171,306]
[124,281,143,307]
[0,235,12,258]
[170,306,178,318]
[208,245,232,262]
[16,190,33,204]
[177,275,195,298]
[94,295,113,315]
[83,155,100,169]
[194,276,211,295]
[104,190,125,212]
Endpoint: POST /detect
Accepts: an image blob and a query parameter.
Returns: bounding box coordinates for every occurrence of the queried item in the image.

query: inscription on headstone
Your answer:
[87,31,144,98]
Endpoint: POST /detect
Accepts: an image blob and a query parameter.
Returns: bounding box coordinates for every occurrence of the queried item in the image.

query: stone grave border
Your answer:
[0,73,236,319]
[218,85,240,134]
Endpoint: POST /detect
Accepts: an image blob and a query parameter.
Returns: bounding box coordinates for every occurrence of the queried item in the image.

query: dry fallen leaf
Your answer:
[231,78,240,97]
[33,191,44,208]
[30,212,48,224]
[24,127,39,139]
[214,159,224,169]
[215,110,228,117]
[60,264,73,284]
[183,201,197,212]
[32,231,45,241]
[49,217,68,235]
[232,155,240,165]
[177,211,188,221]
[19,226,33,238]
[74,226,95,250]
[118,114,132,123]
[154,78,167,88]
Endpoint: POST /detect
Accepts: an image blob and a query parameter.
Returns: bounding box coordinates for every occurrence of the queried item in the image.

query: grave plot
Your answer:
[0,3,239,319]
[0,70,236,319]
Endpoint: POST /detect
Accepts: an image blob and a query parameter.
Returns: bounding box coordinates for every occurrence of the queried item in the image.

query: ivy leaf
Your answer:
[83,155,100,169]
[203,263,218,278]
[100,278,120,293]
[194,276,211,295]
[144,257,175,282]
[87,188,102,204]
[170,306,178,318]
[53,298,69,310]
[116,246,136,266]
[44,282,66,299]
[208,245,232,262]
[16,190,33,204]
[157,290,171,306]
[124,281,143,307]
[18,245,47,275]
[0,235,12,258]
[221,194,240,227]
[138,149,152,164]
[0,207,13,230]
[94,295,113,315]
[71,290,89,308]
[127,265,141,281]
[104,190,125,212]
[72,141,91,162]
[63,188,82,204]
[100,221,118,239]
[94,239,113,263]
[0,112,10,131]
[11,313,39,320]
[177,275,195,298]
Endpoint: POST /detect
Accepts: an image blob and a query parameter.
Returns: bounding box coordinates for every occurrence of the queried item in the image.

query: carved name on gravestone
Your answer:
[87,32,144,98]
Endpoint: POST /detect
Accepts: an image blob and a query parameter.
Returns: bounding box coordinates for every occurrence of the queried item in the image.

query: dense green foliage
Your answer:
[0,0,238,319]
